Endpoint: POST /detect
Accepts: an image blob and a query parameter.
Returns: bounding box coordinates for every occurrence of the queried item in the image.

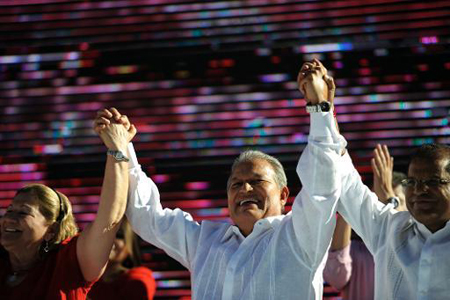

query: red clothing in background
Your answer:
[0,236,93,300]
[88,266,156,300]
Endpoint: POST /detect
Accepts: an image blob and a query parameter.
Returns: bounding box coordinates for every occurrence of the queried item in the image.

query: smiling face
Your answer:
[0,192,52,254]
[406,157,450,233]
[227,158,289,236]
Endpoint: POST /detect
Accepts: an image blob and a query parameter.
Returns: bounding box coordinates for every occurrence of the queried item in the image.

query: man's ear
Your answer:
[280,186,290,206]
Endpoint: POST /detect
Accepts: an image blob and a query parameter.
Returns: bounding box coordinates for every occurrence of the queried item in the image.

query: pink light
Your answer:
[33,144,63,155]
[185,182,210,190]
[0,163,40,173]
[420,36,438,44]
[153,174,170,183]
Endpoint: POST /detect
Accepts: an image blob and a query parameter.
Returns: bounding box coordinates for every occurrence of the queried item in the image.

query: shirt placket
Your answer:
[221,222,268,300]
[416,239,433,300]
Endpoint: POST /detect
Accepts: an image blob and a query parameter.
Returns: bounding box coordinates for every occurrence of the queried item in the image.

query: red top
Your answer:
[0,236,94,300]
[88,266,156,300]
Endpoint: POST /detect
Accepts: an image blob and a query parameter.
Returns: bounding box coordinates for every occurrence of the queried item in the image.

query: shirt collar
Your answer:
[221,215,285,242]
[411,217,450,239]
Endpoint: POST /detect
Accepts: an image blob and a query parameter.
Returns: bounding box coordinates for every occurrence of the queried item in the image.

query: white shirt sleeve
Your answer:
[290,112,347,268]
[125,143,201,269]
[336,152,397,253]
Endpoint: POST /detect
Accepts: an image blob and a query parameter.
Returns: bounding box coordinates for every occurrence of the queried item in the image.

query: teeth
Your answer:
[239,199,258,206]
[5,228,19,232]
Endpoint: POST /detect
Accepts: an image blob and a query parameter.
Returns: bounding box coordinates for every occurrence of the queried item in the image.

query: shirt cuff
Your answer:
[309,111,339,138]
[127,142,140,171]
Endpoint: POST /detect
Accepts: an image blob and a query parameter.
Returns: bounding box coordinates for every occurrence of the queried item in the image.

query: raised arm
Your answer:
[77,108,136,282]
[323,214,352,290]
[290,59,347,267]
[95,108,201,269]
[336,140,398,252]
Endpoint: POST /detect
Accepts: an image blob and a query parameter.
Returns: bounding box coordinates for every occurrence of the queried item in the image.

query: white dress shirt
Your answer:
[313,113,450,300]
[125,112,345,300]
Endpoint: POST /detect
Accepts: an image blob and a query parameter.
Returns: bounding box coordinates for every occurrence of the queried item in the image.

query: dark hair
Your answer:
[411,143,450,174]
[392,171,407,187]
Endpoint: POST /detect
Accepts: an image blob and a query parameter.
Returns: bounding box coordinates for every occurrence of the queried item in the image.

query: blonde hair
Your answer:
[119,219,142,267]
[16,184,78,247]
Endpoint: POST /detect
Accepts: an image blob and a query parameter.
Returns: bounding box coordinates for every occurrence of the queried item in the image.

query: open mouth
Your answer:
[239,199,259,206]
[4,228,21,233]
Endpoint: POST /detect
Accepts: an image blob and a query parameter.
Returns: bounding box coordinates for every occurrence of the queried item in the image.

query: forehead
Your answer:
[12,192,39,208]
[408,157,449,177]
[231,159,275,180]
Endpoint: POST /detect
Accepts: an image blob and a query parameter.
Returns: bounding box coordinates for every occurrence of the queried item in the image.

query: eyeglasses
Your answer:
[401,178,450,189]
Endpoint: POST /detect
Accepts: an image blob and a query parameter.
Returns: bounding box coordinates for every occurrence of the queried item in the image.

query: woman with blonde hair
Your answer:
[0,109,136,299]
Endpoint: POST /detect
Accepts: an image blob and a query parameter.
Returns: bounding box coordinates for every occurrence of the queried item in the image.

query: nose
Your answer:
[243,182,253,192]
[412,181,429,194]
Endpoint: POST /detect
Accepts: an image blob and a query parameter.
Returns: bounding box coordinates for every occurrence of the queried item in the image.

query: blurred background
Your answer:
[0,0,449,299]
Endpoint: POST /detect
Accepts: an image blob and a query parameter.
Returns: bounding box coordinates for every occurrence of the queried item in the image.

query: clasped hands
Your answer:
[94,108,136,151]
[297,58,335,106]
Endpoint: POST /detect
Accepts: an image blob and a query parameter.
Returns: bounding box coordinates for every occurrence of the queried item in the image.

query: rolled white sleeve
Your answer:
[336,154,397,253]
[125,143,201,269]
[291,112,347,269]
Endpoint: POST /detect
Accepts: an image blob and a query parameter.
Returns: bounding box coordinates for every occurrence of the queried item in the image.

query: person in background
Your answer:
[0,112,135,299]
[323,145,407,300]
[88,219,156,300]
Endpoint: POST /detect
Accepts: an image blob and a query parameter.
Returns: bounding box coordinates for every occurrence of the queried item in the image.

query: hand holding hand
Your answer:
[297,59,335,105]
[94,108,137,151]
[371,144,395,202]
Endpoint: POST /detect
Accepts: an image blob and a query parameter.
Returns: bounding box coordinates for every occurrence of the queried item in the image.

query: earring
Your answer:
[43,240,50,253]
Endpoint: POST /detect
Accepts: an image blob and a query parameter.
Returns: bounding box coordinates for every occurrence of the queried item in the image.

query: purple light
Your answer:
[295,43,353,53]
[259,73,290,83]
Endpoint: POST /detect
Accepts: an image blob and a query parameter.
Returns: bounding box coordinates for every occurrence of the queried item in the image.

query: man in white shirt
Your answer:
[335,143,450,300]
[94,59,342,300]
[300,71,450,298]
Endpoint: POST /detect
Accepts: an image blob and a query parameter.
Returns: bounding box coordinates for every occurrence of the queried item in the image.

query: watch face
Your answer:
[320,102,331,111]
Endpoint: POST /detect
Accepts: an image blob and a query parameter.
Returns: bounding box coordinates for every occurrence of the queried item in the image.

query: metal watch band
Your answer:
[306,101,331,113]
[387,196,399,209]
[107,149,129,162]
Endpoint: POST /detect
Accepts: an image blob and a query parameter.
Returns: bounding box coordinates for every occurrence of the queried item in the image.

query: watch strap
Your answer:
[387,196,399,209]
[306,101,331,113]
[107,149,129,162]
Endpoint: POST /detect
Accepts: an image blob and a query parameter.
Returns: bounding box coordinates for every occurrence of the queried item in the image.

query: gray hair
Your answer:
[227,150,287,189]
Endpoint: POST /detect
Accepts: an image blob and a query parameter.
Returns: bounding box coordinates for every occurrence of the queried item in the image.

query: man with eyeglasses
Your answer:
[302,62,450,298]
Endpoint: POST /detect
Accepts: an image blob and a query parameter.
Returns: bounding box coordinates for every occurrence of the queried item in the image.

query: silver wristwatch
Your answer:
[387,196,399,209]
[306,101,331,113]
[107,149,129,162]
